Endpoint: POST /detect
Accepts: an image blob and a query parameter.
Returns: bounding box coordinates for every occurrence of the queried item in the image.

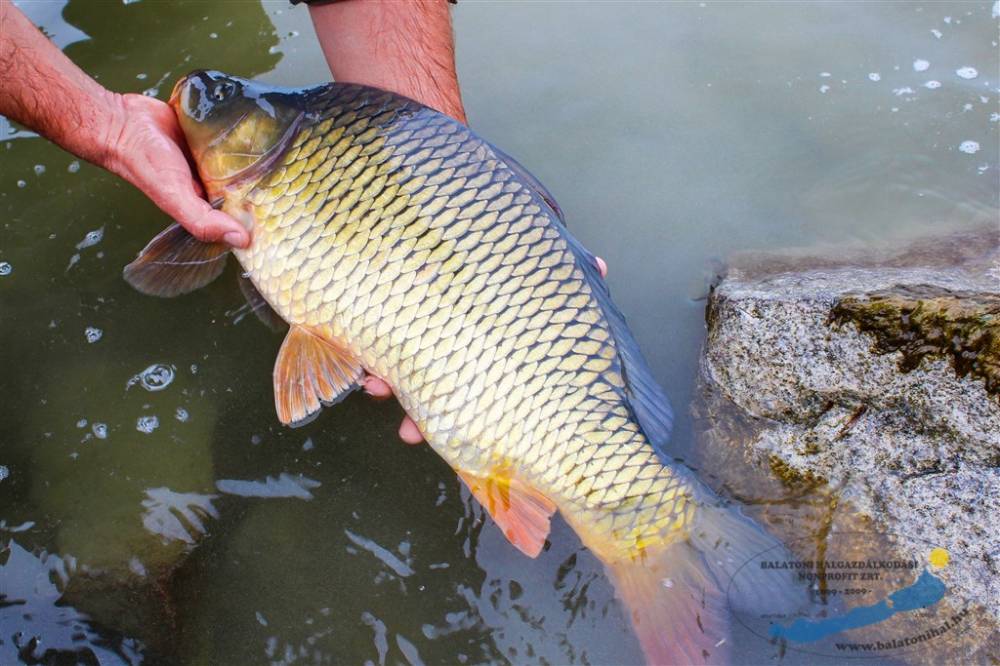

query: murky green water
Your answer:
[1,1,996,664]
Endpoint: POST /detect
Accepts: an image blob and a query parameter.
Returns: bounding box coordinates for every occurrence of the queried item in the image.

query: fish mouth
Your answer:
[167,76,187,108]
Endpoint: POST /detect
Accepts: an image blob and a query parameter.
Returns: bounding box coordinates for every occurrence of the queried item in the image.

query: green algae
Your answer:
[768,454,827,489]
[831,286,1000,398]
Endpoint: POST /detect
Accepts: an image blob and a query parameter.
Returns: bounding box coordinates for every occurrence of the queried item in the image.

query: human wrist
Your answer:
[308,0,467,124]
[86,89,131,174]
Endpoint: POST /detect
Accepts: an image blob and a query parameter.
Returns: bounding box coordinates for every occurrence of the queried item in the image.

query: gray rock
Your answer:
[697,226,999,653]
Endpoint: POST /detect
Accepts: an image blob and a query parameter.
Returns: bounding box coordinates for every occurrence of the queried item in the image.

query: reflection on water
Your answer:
[0,0,996,664]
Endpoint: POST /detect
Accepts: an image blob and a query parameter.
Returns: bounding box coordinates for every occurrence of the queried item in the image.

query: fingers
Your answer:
[363,375,393,398]
[362,374,424,444]
[162,192,250,248]
[596,256,608,278]
[115,94,250,249]
[398,416,425,445]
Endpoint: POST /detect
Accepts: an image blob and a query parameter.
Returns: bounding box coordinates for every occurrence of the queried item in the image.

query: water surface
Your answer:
[1,1,996,664]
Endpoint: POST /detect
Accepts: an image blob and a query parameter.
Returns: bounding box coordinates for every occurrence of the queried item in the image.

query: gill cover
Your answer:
[169,70,312,191]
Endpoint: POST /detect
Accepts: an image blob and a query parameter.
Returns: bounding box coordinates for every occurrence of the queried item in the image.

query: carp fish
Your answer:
[125,71,796,664]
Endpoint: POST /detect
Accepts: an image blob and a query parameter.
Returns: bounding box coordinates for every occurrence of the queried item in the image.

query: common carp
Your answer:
[125,71,796,664]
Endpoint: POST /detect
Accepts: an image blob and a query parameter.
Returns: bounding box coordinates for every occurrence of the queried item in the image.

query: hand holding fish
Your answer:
[1,0,506,443]
[105,94,252,248]
[0,1,248,248]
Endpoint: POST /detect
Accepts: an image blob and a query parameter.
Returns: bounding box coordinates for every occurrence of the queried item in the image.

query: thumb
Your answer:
[158,191,250,248]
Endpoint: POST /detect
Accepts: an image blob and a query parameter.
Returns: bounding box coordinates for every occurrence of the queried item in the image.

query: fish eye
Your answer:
[211,80,237,102]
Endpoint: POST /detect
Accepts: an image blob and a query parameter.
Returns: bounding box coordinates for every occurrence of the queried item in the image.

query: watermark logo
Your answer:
[727,533,989,659]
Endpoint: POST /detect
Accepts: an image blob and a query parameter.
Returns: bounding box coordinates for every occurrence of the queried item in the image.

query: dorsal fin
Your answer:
[488,143,566,224]
[457,468,556,558]
[489,138,672,453]
[560,230,675,456]
[123,223,230,297]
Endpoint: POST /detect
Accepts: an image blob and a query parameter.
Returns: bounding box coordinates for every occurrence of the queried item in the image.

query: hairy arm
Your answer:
[0,0,122,165]
[0,0,248,245]
[307,0,467,124]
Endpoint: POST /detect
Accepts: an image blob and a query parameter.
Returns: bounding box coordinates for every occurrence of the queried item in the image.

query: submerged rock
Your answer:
[697,226,999,657]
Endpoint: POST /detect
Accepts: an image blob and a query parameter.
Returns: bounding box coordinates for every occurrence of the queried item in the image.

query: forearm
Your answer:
[308,0,466,124]
[0,0,124,167]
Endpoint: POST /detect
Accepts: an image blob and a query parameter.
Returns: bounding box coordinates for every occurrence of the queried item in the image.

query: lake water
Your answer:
[0,1,996,664]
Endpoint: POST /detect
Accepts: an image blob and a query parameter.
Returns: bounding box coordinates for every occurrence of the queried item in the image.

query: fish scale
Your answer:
[232,84,695,552]
[132,72,802,663]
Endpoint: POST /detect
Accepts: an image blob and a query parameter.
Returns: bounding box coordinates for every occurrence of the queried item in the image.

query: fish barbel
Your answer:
[125,71,796,664]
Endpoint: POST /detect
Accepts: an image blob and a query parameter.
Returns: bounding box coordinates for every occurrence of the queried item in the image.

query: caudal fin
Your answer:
[604,504,802,665]
[607,541,731,665]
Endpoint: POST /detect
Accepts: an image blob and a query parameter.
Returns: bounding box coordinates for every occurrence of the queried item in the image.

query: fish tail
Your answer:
[604,539,731,665]
[599,504,802,665]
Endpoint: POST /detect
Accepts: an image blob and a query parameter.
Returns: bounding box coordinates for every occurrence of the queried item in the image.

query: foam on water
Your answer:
[959,140,981,154]
[128,363,176,391]
[75,226,104,250]
[956,66,979,80]
[136,415,159,433]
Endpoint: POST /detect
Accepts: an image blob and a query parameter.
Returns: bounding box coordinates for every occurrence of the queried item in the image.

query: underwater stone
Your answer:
[699,226,1000,637]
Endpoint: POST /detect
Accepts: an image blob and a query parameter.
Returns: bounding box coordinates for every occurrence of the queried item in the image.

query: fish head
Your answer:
[169,70,305,198]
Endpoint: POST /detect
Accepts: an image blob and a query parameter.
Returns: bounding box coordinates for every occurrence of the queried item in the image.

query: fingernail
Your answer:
[223,231,246,247]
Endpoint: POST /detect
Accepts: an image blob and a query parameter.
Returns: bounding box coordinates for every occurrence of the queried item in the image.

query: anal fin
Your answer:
[274,326,364,427]
[457,469,556,558]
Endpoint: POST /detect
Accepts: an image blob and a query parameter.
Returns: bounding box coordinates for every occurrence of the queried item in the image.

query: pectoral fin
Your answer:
[123,223,230,297]
[457,469,556,558]
[273,326,364,427]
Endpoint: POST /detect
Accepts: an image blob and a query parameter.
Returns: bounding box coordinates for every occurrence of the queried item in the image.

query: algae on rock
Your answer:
[696,226,1000,661]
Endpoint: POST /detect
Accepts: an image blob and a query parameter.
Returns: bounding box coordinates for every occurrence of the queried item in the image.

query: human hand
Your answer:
[0,3,245,248]
[103,94,250,247]
[366,256,609,445]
